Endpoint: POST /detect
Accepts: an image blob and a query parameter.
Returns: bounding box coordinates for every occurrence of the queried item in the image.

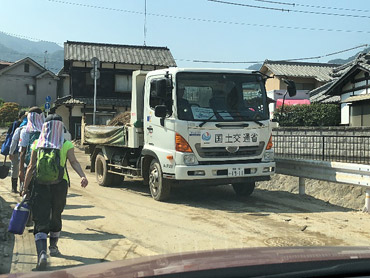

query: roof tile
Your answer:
[64,41,177,67]
[261,60,339,82]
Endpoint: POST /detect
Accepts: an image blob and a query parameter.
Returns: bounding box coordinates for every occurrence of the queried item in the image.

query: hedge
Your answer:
[0,102,20,127]
[273,103,341,127]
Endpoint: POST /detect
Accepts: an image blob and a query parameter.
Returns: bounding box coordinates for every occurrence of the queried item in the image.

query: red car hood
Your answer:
[3,246,370,278]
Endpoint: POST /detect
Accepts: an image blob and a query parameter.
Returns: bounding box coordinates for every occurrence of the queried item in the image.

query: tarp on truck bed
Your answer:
[84,125,126,146]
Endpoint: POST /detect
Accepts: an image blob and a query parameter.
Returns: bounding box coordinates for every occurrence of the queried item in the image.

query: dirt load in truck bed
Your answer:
[108,111,131,126]
[84,125,127,146]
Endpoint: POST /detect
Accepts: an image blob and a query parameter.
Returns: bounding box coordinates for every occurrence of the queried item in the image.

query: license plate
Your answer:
[228,167,244,177]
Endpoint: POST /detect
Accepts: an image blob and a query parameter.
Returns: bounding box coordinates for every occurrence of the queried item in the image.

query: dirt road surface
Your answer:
[1,148,370,274]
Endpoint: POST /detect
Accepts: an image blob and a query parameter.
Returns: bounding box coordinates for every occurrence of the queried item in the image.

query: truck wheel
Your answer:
[95,153,114,186]
[232,182,255,197]
[148,159,171,201]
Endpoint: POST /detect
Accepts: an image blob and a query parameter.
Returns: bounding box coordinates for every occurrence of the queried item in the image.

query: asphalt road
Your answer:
[1,148,370,274]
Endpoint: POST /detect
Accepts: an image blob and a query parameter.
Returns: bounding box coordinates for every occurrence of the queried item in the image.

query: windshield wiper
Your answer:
[199,113,218,127]
[217,110,265,127]
[198,110,265,127]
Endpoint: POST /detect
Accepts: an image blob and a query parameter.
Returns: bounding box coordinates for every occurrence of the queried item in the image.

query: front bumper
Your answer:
[171,161,275,181]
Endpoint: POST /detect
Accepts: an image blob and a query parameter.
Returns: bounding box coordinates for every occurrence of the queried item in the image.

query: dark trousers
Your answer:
[32,180,68,235]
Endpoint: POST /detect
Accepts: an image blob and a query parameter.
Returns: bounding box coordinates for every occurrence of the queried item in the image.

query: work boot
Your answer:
[35,234,48,271]
[11,178,18,193]
[49,236,61,257]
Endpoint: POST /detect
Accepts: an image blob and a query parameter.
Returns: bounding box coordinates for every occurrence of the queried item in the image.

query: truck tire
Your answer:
[148,159,171,201]
[232,182,255,197]
[112,174,125,186]
[95,153,115,187]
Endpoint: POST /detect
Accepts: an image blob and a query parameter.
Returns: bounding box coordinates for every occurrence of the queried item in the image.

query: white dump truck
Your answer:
[83,68,277,201]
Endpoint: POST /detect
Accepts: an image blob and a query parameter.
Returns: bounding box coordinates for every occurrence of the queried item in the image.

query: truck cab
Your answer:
[141,68,275,200]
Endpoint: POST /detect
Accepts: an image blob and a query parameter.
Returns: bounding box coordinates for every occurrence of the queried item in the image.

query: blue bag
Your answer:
[8,197,30,235]
[1,121,17,156]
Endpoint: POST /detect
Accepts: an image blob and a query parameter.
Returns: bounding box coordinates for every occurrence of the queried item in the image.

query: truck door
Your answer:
[143,75,176,167]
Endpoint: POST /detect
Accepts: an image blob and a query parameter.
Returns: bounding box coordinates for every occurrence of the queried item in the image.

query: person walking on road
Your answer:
[22,114,88,271]
[9,111,28,194]
[18,107,45,185]
[6,111,26,192]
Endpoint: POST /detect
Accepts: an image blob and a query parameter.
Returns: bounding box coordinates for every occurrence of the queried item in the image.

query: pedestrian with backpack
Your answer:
[18,107,44,228]
[1,110,27,192]
[22,114,88,271]
[19,107,44,186]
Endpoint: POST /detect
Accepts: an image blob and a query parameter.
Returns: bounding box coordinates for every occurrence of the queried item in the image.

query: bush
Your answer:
[0,102,20,126]
[273,103,340,127]
[0,98,4,107]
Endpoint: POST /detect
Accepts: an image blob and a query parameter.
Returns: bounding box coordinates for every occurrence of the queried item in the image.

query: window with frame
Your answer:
[24,63,29,73]
[26,84,35,95]
[150,80,164,109]
[115,75,132,92]
[149,79,173,114]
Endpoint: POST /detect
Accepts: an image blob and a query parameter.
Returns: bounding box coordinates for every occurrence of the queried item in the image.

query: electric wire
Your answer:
[46,0,370,34]
[249,0,370,13]
[208,0,370,19]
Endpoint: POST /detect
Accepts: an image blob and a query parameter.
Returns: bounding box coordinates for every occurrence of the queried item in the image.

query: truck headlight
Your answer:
[263,151,274,162]
[183,154,198,165]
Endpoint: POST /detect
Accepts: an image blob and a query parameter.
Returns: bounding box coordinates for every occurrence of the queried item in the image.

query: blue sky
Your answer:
[1,0,369,68]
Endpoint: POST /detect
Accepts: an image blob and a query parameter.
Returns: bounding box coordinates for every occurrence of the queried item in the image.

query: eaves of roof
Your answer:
[260,60,339,82]
[54,96,131,107]
[0,57,49,76]
[36,70,59,80]
[64,41,177,67]
[341,94,370,103]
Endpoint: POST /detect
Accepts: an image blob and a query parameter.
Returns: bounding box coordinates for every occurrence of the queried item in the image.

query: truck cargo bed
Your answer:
[84,125,127,147]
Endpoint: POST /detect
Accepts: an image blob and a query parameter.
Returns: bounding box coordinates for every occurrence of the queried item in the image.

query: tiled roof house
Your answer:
[310,52,370,126]
[55,41,176,138]
[259,60,338,118]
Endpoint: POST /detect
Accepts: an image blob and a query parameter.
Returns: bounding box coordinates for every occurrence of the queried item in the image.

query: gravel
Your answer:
[257,174,366,210]
[0,193,14,274]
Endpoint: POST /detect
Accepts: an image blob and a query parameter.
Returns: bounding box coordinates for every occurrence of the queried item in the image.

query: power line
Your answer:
[208,0,370,19]
[46,0,370,34]
[250,0,370,13]
[177,44,369,64]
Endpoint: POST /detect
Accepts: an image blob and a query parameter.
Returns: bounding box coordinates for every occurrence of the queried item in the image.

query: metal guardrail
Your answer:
[275,158,370,212]
[273,134,370,165]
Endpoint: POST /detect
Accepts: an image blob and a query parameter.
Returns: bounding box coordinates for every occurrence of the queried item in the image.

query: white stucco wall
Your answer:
[0,74,36,106]
[36,76,58,105]
[55,105,70,131]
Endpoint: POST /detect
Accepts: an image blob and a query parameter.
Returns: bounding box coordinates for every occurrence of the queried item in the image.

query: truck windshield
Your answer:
[176,72,269,122]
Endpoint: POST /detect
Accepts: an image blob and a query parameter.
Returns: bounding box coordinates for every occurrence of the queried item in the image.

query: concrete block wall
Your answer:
[272,127,370,164]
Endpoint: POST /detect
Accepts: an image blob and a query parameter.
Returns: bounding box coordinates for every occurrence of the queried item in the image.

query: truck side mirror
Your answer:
[283,79,297,97]
[155,105,167,118]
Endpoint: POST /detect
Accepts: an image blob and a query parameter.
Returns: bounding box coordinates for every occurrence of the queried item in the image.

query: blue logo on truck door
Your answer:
[201,132,211,141]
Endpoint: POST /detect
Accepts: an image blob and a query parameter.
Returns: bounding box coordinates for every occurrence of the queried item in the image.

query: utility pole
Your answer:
[90,57,100,125]
[44,50,48,69]
[144,0,147,46]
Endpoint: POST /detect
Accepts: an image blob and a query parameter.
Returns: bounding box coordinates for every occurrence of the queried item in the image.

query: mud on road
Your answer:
[1,148,369,274]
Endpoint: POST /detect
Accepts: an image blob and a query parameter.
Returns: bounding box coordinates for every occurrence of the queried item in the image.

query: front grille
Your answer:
[198,159,261,165]
[195,142,265,158]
